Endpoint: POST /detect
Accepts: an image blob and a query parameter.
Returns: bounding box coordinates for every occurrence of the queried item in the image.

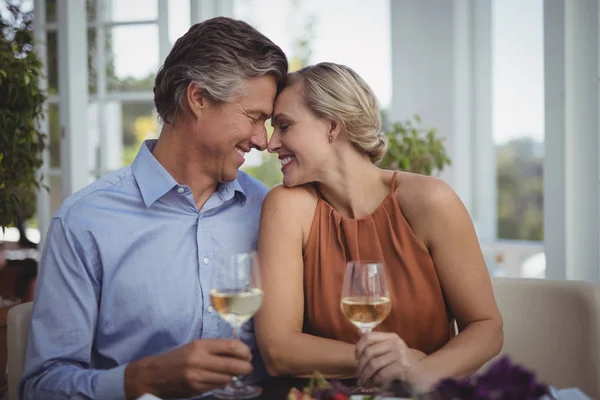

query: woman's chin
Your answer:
[282,174,311,188]
[282,173,301,188]
[282,178,296,188]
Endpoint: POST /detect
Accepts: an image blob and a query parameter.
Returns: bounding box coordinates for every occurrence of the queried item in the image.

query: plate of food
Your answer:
[286,372,410,400]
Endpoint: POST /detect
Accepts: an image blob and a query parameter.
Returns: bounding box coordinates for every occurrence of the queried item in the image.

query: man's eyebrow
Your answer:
[246,109,270,120]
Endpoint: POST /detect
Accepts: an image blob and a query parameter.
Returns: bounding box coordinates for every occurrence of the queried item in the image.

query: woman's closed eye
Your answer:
[274,120,291,132]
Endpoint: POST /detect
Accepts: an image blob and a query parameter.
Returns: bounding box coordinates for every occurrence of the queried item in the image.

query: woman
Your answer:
[254,62,503,391]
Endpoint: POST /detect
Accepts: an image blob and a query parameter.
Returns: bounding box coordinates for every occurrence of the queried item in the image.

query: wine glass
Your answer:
[341,261,391,394]
[341,261,391,333]
[210,252,263,399]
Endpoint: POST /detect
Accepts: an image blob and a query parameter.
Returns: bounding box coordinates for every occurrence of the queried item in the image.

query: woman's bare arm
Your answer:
[398,174,504,381]
[254,185,356,378]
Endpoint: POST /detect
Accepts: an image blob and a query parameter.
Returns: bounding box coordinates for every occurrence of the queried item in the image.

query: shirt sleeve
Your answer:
[20,217,127,400]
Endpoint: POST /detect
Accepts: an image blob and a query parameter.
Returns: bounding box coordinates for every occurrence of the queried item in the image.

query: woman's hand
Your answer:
[355,332,434,392]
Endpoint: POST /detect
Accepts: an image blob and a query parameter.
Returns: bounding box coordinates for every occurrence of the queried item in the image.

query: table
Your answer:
[201,378,594,399]
[204,377,363,400]
[203,379,591,400]
[138,379,591,400]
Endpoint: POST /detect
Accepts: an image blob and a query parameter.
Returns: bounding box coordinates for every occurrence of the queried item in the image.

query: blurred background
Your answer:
[1,0,598,284]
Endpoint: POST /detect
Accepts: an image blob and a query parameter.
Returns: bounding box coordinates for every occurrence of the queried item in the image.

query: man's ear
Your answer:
[186,82,207,119]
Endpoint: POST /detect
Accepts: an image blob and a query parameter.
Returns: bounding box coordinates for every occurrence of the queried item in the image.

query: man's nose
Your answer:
[267,130,281,153]
[250,125,268,151]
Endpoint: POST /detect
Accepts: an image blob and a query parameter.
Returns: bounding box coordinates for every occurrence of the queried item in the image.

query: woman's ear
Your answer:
[328,120,342,143]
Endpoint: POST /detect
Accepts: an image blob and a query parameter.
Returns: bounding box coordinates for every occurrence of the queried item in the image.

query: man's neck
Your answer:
[152,128,219,211]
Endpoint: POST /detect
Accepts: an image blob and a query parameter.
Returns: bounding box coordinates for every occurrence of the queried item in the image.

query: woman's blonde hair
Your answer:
[285,62,387,163]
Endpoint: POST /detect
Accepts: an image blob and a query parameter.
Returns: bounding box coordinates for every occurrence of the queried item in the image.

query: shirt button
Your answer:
[207,306,214,313]
[203,257,209,265]
[177,187,184,194]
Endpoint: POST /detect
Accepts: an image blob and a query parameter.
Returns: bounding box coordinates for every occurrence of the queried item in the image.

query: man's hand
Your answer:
[355,332,434,392]
[125,339,253,399]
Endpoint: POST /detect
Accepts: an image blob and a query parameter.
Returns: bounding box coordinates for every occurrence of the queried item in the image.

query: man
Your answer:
[20,17,288,400]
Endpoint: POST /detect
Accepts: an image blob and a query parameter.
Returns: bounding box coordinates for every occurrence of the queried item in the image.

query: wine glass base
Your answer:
[212,384,262,399]
[350,385,389,396]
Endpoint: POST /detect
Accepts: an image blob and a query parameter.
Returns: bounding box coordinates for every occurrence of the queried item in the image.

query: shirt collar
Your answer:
[131,139,248,208]
[217,178,247,206]
[131,140,178,208]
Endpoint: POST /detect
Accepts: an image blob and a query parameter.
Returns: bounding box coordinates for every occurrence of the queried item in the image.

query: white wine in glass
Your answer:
[341,261,391,334]
[210,252,263,400]
[341,295,391,332]
[210,288,264,326]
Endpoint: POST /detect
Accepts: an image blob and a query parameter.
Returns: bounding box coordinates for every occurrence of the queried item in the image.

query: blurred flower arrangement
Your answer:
[432,356,550,400]
[287,373,351,400]
[288,356,551,400]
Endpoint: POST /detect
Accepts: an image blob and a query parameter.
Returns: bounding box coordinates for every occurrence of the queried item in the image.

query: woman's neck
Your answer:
[316,150,391,219]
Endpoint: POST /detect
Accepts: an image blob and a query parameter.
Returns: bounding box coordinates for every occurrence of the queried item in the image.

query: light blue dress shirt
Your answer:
[20,140,269,400]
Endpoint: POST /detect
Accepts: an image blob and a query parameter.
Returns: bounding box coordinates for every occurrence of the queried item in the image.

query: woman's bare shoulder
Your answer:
[263,183,318,212]
[394,171,465,244]
[394,172,457,207]
[261,184,319,239]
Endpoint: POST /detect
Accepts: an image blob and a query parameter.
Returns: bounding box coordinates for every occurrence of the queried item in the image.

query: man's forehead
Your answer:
[240,89,276,116]
[231,79,277,120]
[243,75,277,96]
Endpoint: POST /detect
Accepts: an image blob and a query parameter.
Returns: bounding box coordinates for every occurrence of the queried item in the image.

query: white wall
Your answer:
[389,0,496,243]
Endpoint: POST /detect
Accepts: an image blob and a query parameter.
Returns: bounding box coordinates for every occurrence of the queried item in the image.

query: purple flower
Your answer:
[432,356,550,400]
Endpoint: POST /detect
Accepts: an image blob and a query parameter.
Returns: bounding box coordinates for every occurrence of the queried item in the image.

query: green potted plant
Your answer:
[0,3,46,393]
[379,114,451,176]
[0,2,47,235]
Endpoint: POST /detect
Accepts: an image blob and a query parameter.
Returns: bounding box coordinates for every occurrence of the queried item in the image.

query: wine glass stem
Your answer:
[357,327,376,390]
[231,323,241,340]
[230,323,243,388]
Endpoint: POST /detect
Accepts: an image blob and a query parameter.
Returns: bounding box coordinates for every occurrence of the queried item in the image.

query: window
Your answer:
[491,0,545,277]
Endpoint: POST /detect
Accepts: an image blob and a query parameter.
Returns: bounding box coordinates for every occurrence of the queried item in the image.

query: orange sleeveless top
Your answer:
[302,172,455,355]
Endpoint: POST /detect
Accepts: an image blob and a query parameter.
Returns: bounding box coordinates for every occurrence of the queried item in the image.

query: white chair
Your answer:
[489,277,600,399]
[7,302,32,400]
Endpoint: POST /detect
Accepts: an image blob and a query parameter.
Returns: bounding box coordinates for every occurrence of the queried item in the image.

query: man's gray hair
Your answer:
[154,17,288,125]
